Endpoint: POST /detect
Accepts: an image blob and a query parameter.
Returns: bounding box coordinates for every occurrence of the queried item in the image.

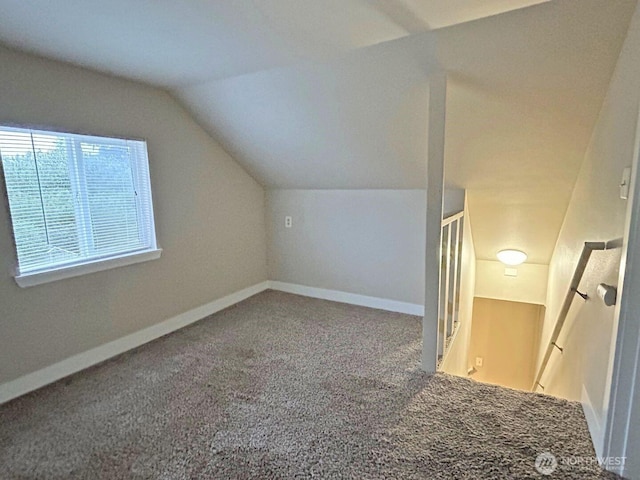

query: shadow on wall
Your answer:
[468,297,544,391]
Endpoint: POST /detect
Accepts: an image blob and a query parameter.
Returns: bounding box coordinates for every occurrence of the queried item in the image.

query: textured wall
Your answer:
[266,188,465,305]
[469,297,543,391]
[475,260,548,305]
[266,189,426,304]
[0,46,268,384]
[538,2,640,460]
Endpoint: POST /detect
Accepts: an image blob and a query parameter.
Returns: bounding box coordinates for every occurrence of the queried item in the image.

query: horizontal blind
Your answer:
[0,126,157,275]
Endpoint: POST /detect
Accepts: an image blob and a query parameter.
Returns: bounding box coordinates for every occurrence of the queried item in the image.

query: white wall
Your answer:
[440,196,476,377]
[0,46,267,385]
[468,297,544,391]
[475,260,548,305]
[266,187,465,305]
[267,189,426,304]
[537,3,640,466]
[443,187,465,218]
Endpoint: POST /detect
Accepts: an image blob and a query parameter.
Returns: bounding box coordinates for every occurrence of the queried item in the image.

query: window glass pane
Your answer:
[82,141,142,255]
[31,134,80,265]
[0,131,49,269]
[0,126,157,278]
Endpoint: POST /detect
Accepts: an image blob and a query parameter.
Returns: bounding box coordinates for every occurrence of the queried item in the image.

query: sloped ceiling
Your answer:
[0,0,548,86]
[177,33,438,189]
[0,0,636,265]
[173,0,635,264]
[438,0,637,263]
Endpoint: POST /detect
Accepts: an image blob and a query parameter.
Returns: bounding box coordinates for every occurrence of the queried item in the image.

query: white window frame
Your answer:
[0,125,162,287]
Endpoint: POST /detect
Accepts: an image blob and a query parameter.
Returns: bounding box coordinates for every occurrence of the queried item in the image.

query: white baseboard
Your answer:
[582,384,605,460]
[0,281,270,405]
[268,281,424,316]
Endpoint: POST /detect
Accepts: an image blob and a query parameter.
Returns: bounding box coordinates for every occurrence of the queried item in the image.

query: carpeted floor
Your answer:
[0,290,619,479]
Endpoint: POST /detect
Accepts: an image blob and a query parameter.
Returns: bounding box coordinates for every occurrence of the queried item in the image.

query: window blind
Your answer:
[0,126,157,276]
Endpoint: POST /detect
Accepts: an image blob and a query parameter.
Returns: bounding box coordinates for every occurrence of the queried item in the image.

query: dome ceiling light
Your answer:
[497,249,527,266]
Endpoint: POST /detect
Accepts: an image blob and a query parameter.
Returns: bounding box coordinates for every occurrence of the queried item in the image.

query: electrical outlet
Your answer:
[475,357,483,367]
[285,216,292,228]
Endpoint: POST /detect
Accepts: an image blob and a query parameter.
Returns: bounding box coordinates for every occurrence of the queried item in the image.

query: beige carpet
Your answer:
[0,290,619,479]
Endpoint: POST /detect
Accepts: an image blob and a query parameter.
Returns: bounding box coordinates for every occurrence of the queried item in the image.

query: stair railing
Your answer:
[532,238,622,391]
[438,211,464,365]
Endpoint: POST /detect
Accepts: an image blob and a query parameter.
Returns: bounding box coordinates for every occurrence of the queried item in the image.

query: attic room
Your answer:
[1,1,640,478]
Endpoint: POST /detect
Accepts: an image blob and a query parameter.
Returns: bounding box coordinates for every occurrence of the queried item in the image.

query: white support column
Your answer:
[422,72,446,373]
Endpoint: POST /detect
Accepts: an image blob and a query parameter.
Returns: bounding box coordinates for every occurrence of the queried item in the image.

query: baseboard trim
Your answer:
[0,281,270,405]
[0,280,421,405]
[582,384,605,460]
[268,281,424,316]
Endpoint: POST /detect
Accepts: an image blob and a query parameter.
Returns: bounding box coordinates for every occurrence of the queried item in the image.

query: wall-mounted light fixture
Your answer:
[497,249,527,266]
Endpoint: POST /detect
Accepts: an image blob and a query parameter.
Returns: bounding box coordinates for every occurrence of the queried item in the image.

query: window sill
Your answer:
[15,248,163,288]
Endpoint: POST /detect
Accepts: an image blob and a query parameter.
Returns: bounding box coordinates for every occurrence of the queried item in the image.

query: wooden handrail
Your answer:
[532,239,622,391]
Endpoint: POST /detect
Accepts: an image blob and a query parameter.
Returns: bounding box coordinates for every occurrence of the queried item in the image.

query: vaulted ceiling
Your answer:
[0,0,549,86]
[0,0,636,264]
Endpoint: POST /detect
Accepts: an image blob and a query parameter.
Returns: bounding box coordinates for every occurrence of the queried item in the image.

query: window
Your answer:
[0,126,160,287]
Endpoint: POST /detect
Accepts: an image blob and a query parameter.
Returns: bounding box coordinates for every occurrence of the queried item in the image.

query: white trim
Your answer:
[16,248,163,288]
[439,320,462,371]
[0,281,269,405]
[441,210,464,227]
[602,101,640,475]
[0,280,422,405]
[268,281,424,316]
[582,384,605,460]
